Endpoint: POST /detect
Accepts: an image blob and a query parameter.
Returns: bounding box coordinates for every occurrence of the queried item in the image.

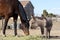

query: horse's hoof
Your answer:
[2,35,6,37]
[13,35,16,37]
[13,35,17,37]
[41,35,44,38]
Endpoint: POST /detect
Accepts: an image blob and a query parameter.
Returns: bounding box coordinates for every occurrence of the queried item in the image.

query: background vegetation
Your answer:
[42,10,56,17]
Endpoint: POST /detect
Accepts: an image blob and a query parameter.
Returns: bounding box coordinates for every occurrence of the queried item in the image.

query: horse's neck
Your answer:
[18,2,28,21]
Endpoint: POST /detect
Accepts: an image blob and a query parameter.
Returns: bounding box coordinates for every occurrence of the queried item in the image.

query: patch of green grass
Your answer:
[0,35,41,40]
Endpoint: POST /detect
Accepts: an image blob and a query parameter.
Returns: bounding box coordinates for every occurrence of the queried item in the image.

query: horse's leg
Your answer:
[13,16,18,36]
[3,16,9,37]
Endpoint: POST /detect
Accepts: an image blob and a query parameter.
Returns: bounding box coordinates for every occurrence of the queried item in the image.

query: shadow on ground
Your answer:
[41,36,60,39]
[50,36,60,39]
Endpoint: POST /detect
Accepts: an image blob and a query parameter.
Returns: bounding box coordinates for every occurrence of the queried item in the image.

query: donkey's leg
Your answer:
[3,16,9,37]
[48,30,50,39]
[13,16,18,36]
[41,26,44,35]
[48,27,52,39]
[46,28,50,39]
[40,26,44,37]
[45,29,48,40]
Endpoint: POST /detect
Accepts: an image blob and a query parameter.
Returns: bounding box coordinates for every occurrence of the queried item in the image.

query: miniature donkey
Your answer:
[30,16,53,38]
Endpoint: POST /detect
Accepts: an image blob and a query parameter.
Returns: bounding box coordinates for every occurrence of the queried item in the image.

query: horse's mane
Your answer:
[18,1,28,22]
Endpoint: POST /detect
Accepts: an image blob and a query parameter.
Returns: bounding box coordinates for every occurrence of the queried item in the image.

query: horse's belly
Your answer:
[0,4,12,16]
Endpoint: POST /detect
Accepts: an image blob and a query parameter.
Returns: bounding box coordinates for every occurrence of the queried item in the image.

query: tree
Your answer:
[48,13,56,17]
[42,10,56,17]
[48,13,53,17]
[43,10,48,17]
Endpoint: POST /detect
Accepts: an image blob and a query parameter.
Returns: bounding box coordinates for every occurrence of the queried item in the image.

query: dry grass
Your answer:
[0,35,40,40]
[0,20,60,40]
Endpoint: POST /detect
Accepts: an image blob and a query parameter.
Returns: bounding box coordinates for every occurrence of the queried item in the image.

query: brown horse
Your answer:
[0,0,29,36]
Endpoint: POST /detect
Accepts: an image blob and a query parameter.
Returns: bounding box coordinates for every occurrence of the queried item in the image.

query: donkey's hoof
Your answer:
[48,36,50,39]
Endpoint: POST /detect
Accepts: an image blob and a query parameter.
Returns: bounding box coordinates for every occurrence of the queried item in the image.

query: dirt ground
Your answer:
[0,21,60,40]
